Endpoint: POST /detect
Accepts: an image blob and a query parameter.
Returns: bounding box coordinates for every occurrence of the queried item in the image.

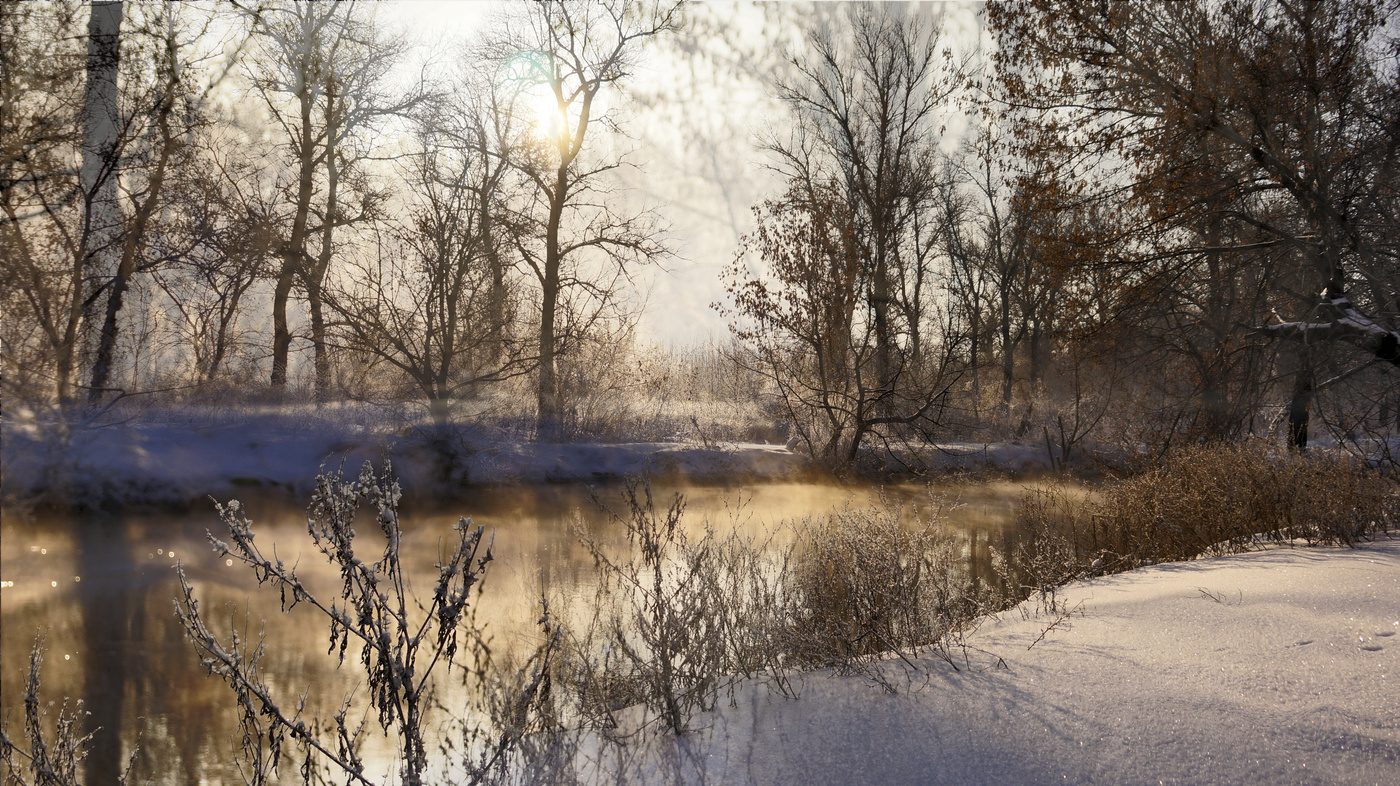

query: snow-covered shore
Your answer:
[5,404,1387,508]
[625,538,1400,785]
[0,405,1089,507]
[0,408,817,507]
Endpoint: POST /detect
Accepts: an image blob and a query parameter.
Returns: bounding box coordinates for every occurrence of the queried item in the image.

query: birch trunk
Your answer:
[77,0,123,405]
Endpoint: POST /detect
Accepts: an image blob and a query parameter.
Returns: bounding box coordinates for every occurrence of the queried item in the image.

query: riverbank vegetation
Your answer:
[5,0,1399,492]
[5,0,1400,781]
[5,448,1393,784]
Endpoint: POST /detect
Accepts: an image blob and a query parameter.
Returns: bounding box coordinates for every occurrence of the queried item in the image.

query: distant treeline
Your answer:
[3,1,1396,466]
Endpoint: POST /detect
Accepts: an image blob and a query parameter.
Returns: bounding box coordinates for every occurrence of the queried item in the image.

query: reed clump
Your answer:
[1016,442,1398,577]
[781,498,992,674]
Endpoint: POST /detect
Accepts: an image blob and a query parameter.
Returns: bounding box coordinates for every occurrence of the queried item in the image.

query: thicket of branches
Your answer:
[721,0,1400,469]
[4,0,1397,466]
[1,0,675,436]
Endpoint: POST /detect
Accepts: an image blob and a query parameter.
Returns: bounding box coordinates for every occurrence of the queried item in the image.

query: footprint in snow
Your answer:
[1357,635,1383,652]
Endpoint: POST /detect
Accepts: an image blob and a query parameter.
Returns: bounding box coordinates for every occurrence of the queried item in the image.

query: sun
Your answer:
[501,52,567,140]
[526,84,565,140]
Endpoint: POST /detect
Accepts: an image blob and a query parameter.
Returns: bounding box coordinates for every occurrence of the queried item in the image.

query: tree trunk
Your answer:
[478,124,507,368]
[270,266,295,387]
[870,246,894,394]
[204,280,249,382]
[89,78,176,407]
[270,70,319,389]
[485,203,506,367]
[308,282,329,401]
[77,0,123,404]
[307,77,339,402]
[968,304,979,421]
[537,266,560,439]
[1000,287,1014,421]
[1028,317,1046,394]
[536,166,567,441]
[1288,355,1313,453]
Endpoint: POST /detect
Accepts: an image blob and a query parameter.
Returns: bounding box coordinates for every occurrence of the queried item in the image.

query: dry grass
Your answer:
[1014,442,1398,580]
[554,487,998,734]
[781,497,993,676]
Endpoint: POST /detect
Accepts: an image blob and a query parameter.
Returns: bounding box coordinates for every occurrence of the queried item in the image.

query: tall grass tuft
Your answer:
[1016,442,1398,579]
[782,497,992,676]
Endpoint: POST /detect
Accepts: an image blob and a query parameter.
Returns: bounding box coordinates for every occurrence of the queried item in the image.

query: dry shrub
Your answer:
[555,487,996,733]
[781,497,991,676]
[1015,443,1399,582]
[1002,486,1085,614]
[1104,443,1396,561]
[557,483,810,735]
[561,482,731,735]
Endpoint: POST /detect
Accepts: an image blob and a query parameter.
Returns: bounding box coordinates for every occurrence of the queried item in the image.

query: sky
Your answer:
[375,1,986,347]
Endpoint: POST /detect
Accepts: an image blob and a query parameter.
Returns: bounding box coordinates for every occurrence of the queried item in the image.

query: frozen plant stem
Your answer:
[175,461,497,786]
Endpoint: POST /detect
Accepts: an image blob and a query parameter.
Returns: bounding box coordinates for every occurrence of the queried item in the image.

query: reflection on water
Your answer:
[1,480,1036,784]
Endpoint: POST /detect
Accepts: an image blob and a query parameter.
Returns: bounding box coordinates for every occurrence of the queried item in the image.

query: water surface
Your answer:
[1,480,1037,784]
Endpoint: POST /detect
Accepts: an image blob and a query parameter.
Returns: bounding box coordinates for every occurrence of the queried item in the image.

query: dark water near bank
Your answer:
[1,481,1050,784]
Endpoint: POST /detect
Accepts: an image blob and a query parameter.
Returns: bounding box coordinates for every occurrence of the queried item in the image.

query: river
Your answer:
[1,479,1042,784]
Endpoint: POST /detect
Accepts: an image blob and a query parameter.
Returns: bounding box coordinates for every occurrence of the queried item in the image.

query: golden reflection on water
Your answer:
[1,480,1041,784]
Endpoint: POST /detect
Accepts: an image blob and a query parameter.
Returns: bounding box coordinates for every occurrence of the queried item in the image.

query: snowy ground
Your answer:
[618,538,1400,785]
[0,405,1088,507]
[0,406,812,506]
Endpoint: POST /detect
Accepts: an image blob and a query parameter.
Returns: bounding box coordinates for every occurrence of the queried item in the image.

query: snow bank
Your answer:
[0,409,813,507]
[1,405,1118,507]
[632,538,1400,785]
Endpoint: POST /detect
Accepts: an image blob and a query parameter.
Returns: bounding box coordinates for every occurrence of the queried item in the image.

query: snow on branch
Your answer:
[1261,296,1400,367]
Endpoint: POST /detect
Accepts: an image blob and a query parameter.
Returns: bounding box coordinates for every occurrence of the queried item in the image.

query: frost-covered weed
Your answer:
[0,634,137,786]
[176,461,556,786]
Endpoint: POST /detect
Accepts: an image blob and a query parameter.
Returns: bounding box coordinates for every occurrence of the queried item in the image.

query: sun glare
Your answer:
[527,85,565,139]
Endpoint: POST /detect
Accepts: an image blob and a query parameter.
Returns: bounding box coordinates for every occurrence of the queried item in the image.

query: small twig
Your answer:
[1027,600,1082,650]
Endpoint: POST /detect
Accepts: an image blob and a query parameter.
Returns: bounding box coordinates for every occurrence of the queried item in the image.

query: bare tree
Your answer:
[487,0,677,439]
[769,3,962,392]
[1,0,122,409]
[1,0,89,406]
[147,138,271,384]
[76,0,123,397]
[243,0,420,398]
[989,0,1400,450]
[85,2,257,406]
[1,1,249,408]
[722,3,966,468]
[328,102,527,424]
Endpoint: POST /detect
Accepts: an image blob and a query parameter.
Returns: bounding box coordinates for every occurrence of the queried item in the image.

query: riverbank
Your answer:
[603,537,1400,785]
[0,406,797,509]
[0,404,1094,510]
